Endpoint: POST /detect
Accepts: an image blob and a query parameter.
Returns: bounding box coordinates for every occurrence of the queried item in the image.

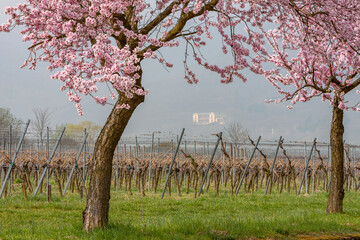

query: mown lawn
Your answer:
[0,189,360,239]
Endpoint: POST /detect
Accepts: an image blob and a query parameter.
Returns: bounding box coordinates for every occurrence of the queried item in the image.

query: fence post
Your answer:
[135,136,139,170]
[235,136,261,196]
[304,141,309,194]
[198,133,222,197]
[148,132,154,192]
[176,135,179,155]
[48,185,51,202]
[83,128,87,184]
[298,139,316,195]
[312,147,315,194]
[157,138,160,154]
[161,128,185,199]
[116,144,119,192]
[63,132,88,196]
[327,144,330,172]
[353,147,357,190]
[46,127,50,191]
[33,127,66,197]
[176,136,180,169]
[0,120,30,198]
[135,136,138,158]
[194,141,196,158]
[265,136,282,195]
[8,125,12,194]
[9,125,12,159]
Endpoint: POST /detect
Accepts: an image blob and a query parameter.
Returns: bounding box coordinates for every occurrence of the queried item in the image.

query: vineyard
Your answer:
[1,123,360,201]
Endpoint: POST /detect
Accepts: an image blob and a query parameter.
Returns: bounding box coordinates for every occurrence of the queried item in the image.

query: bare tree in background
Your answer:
[0,107,23,130]
[32,108,51,150]
[0,107,23,145]
[224,122,249,152]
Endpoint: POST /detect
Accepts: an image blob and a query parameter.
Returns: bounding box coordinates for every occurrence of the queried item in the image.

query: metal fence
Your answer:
[1,123,360,163]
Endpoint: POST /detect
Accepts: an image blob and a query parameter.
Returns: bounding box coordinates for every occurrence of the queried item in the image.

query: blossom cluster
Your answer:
[255,0,360,111]
[0,0,279,114]
[2,0,359,113]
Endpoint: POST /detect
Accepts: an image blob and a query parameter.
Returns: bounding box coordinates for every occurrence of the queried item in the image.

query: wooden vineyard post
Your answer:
[161,128,185,199]
[8,125,12,195]
[327,144,331,191]
[46,127,50,192]
[33,127,66,197]
[176,135,180,178]
[312,147,315,194]
[265,136,283,195]
[298,139,316,195]
[198,132,222,197]
[0,120,30,198]
[353,148,357,191]
[194,141,197,159]
[155,138,160,174]
[1,133,6,190]
[357,148,360,189]
[83,128,87,185]
[116,144,119,192]
[356,148,360,190]
[157,138,160,154]
[135,136,139,170]
[304,141,309,194]
[148,132,154,192]
[62,132,88,196]
[48,185,51,202]
[0,158,2,186]
[235,136,261,196]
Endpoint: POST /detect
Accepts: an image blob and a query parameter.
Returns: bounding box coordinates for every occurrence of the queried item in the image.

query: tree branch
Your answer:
[344,76,360,94]
[137,0,219,58]
[140,1,180,35]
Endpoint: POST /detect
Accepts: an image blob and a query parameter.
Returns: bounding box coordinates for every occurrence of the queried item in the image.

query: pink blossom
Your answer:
[116,103,130,110]
[0,0,288,115]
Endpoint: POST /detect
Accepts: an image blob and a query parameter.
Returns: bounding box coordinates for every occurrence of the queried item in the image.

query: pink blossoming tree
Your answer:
[3,0,356,231]
[1,0,275,231]
[253,0,360,213]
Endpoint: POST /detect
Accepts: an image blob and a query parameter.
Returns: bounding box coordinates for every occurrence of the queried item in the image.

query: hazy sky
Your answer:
[0,1,359,143]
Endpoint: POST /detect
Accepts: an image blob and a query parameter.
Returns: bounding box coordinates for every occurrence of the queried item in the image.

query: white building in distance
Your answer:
[192,112,225,125]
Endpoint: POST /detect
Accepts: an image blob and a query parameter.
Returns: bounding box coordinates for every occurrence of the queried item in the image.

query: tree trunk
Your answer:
[326,103,345,213]
[82,90,144,231]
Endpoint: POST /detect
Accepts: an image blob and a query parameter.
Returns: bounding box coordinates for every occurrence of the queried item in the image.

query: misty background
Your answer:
[0,1,359,144]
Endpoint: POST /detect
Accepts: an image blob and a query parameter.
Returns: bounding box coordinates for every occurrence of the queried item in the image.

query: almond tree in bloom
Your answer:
[0,0,275,231]
[253,0,360,213]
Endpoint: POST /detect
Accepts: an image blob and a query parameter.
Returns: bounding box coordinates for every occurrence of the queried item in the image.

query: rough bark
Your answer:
[326,103,345,213]
[82,77,144,231]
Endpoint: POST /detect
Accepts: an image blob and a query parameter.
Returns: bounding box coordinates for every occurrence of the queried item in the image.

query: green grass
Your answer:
[0,188,360,240]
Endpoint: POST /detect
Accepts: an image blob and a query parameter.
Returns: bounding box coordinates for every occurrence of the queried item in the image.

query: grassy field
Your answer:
[0,188,360,240]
